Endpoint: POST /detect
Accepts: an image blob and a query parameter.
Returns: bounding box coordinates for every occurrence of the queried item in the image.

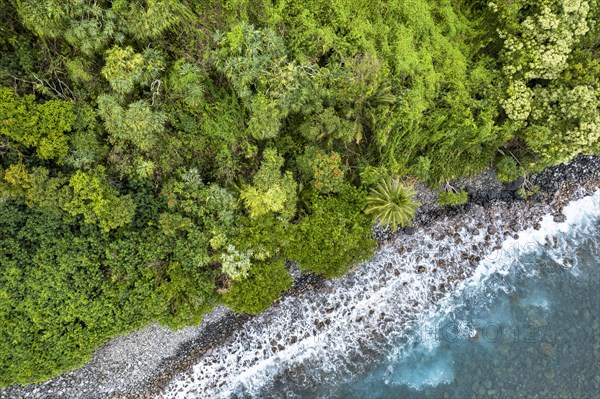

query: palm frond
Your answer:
[365,178,421,231]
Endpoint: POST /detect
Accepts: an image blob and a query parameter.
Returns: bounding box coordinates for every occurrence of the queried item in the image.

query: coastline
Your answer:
[2,155,600,399]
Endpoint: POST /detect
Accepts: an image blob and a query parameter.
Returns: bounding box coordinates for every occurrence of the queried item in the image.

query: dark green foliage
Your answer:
[0,205,121,385]
[221,259,292,315]
[286,186,377,277]
[0,0,597,387]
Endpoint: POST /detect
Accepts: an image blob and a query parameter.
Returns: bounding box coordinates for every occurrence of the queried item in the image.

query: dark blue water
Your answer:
[326,220,600,398]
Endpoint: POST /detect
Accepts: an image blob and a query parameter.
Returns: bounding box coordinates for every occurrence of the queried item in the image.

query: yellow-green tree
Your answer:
[240,148,298,221]
[0,88,75,160]
[65,166,135,232]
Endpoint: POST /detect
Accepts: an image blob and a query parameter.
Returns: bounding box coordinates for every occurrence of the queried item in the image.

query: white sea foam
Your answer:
[161,191,600,398]
[383,190,600,389]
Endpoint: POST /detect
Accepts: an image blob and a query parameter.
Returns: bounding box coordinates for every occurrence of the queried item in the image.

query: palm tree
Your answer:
[365,178,421,231]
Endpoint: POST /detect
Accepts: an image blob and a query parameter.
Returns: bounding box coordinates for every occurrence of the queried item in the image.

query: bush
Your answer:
[437,190,468,206]
[297,147,346,194]
[286,185,377,277]
[496,156,524,183]
[221,259,292,315]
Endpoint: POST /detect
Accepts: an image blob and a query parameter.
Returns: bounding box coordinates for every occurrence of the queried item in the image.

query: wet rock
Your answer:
[544,370,555,379]
[505,176,525,191]
[553,214,567,223]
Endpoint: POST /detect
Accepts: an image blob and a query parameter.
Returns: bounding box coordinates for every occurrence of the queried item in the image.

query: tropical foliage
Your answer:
[0,0,597,387]
[438,190,469,207]
[365,179,421,231]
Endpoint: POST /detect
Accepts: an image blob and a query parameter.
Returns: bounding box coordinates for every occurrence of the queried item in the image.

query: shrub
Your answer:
[297,147,346,194]
[221,259,292,315]
[286,186,376,277]
[496,156,524,183]
[438,190,468,206]
[365,179,421,231]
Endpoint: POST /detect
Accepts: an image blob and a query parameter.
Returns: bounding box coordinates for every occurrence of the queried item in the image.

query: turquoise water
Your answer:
[330,227,600,399]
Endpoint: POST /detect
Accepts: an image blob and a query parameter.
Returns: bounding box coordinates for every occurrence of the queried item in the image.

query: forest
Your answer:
[0,0,598,387]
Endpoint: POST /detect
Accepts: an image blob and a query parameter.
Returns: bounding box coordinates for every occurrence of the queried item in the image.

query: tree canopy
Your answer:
[0,0,597,386]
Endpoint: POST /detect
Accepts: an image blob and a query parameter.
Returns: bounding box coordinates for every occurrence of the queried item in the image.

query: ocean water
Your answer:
[163,192,600,399]
[330,215,600,398]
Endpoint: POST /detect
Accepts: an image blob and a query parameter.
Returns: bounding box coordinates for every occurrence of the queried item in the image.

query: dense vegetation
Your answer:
[0,0,598,386]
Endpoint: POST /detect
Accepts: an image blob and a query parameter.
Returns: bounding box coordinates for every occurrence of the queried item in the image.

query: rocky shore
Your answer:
[2,155,599,399]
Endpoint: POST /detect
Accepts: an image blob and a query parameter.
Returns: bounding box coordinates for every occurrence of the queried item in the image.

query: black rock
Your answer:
[505,176,525,191]
[553,214,567,223]
[404,226,416,235]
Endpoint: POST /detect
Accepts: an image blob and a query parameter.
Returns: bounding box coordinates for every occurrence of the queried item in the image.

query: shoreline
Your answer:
[2,155,600,399]
[146,155,600,398]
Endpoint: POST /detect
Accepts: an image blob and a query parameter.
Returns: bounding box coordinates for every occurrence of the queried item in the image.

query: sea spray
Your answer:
[161,191,600,399]
[334,191,600,399]
[373,190,600,394]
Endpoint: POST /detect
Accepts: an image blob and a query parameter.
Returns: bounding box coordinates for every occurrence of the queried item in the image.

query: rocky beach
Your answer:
[2,155,599,399]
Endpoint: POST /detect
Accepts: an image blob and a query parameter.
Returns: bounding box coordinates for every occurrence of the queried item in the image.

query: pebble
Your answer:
[544,370,555,379]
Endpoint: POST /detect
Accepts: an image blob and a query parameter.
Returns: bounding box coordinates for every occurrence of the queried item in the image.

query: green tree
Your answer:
[169,59,206,109]
[65,166,136,232]
[240,148,298,221]
[101,46,165,95]
[0,88,75,160]
[365,179,421,231]
[97,94,166,152]
[492,0,599,167]
[211,23,323,140]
